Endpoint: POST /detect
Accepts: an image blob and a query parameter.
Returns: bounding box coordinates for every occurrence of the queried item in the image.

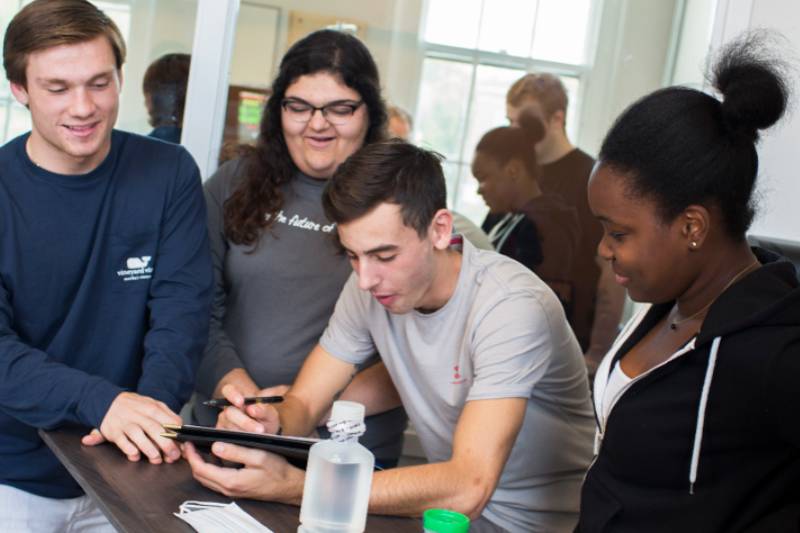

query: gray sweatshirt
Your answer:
[192,159,406,462]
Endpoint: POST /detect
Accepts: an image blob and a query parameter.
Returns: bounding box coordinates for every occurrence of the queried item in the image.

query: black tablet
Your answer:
[162,424,319,464]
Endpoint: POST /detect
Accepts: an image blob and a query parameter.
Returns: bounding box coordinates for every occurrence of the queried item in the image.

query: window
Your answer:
[415,0,595,224]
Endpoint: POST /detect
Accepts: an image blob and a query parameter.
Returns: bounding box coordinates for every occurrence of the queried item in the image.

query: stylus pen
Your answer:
[202,395,284,408]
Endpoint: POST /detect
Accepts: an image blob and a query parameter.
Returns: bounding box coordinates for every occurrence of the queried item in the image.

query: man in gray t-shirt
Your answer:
[183,141,594,533]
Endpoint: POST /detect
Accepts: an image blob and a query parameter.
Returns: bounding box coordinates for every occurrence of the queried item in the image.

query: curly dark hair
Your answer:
[224,30,387,246]
[599,32,789,240]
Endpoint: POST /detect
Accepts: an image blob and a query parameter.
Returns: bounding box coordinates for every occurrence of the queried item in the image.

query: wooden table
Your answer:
[41,426,419,532]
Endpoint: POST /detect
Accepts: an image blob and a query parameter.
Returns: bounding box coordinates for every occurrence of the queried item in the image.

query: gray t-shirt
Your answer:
[321,239,594,532]
[192,160,406,461]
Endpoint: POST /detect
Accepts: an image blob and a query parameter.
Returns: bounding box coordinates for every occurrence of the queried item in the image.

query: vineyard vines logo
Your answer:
[117,256,154,282]
[126,256,151,269]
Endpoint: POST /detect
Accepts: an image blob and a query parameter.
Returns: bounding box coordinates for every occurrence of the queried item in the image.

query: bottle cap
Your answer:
[423,509,470,533]
[330,400,365,425]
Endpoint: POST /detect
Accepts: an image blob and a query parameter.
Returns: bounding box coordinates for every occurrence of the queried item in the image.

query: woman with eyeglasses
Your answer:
[191,29,407,468]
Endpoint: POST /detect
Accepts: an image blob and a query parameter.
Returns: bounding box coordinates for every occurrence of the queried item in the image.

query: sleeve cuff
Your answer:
[466,385,533,402]
[77,379,125,428]
[319,337,367,365]
[136,381,183,412]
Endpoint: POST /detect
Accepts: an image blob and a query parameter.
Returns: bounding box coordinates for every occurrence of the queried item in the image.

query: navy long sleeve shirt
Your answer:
[0,130,212,498]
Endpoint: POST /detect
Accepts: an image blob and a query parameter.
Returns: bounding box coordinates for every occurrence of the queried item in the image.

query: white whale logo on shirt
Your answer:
[126,256,152,269]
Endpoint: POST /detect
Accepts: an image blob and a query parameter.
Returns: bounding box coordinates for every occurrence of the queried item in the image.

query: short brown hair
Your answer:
[3,0,126,87]
[506,73,568,118]
[323,140,446,239]
[142,53,191,127]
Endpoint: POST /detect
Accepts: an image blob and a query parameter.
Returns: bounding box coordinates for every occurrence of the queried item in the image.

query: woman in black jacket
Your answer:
[577,34,800,532]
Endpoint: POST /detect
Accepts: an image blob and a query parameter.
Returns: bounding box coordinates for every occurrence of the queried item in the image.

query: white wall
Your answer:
[226,0,422,107]
[670,0,716,87]
[711,0,800,243]
[577,0,680,155]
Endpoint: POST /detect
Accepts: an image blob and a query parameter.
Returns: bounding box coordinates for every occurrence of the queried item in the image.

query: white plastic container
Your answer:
[298,401,374,533]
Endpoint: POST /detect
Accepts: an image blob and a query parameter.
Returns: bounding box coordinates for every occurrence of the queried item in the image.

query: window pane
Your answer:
[112,0,198,136]
[442,161,462,208]
[7,101,30,141]
[0,1,23,100]
[423,0,482,49]
[531,0,592,64]
[453,65,524,227]
[477,0,538,57]
[92,1,132,42]
[0,104,6,144]
[453,163,489,226]
[561,76,581,142]
[462,65,526,166]
[416,58,473,160]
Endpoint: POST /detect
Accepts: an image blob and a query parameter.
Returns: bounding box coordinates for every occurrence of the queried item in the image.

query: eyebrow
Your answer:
[37,71,115,86]
[344,244,399,256]
[283,96,360,106]
[596,215,632,230]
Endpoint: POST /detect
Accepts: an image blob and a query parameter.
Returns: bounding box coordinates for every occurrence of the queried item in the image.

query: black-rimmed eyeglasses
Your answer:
[281,97,364,125]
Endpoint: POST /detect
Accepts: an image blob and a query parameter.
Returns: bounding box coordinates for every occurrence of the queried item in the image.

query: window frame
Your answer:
[415,0,601,216]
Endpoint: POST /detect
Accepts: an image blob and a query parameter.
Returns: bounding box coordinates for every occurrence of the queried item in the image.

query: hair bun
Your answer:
[712,32,789,141]
[516,112,546,144]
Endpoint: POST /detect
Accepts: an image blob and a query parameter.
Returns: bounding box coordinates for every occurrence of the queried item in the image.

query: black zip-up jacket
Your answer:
[577,248,800,532]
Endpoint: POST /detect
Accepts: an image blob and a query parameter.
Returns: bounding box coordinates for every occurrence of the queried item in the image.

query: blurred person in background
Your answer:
[474,112,580,315]
[142,52,190,144]
[502,73,626,375]
[387,104,413,141]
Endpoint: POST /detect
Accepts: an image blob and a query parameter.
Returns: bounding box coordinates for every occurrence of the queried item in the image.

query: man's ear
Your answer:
[429,208,454,250]
[549,109,566,130]
[10,82,30,107]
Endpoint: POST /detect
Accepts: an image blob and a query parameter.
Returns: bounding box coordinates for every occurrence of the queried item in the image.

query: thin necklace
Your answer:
[669,260,760,331]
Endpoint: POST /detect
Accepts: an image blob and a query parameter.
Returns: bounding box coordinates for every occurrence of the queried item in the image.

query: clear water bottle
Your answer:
[298,401,374,533]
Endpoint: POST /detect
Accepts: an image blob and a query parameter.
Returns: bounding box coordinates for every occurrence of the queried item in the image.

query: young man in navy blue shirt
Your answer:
[0,0,212,529]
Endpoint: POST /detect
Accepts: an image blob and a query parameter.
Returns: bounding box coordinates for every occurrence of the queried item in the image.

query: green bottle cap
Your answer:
[423,509,470,533]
